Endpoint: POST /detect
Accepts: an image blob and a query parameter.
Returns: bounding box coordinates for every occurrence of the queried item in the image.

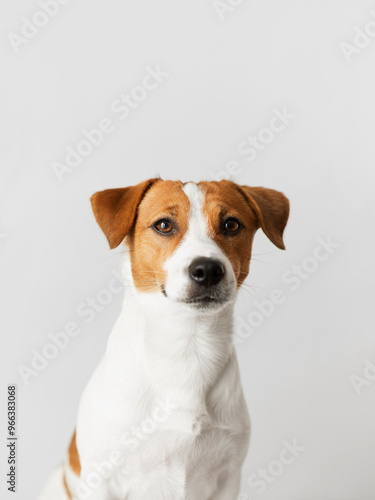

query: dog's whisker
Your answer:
[244,283,272,290]
[249,258,272,264]
[239,286,262,299]
[252,251,278,256]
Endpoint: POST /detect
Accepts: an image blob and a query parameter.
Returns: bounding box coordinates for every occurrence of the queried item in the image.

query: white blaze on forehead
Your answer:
[164,182,237,301]
[182,182,212,241]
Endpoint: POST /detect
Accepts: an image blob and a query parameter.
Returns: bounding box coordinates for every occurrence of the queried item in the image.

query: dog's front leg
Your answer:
[74,463,115,500]
[72,477,109,500]
[208,470,241,500]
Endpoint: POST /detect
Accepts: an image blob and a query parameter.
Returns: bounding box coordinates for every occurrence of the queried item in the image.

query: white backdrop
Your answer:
[1,0,375,499]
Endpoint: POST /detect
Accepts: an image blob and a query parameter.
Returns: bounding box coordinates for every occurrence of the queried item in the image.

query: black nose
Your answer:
[188,257,225,288]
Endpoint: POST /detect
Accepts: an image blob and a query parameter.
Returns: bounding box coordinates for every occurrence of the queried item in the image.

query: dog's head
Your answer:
[91,179,289,311]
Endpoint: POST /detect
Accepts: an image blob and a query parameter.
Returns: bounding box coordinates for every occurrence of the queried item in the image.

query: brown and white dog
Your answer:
[38,179,289,500]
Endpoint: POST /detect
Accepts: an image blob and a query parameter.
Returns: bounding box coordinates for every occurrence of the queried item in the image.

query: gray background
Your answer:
[1,0,375,499]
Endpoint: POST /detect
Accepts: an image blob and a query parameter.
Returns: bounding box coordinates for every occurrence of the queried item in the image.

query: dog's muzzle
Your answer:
[175,257,228,308]
[162,257,232,309]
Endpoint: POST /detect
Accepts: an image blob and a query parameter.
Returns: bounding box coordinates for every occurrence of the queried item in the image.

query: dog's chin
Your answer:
[182,295,229,311]
[161,284,231,312]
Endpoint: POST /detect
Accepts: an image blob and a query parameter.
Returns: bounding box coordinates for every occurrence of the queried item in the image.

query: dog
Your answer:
[38,178,289,500]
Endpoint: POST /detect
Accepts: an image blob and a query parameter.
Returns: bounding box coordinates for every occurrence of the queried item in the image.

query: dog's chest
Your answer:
[108,419,235,500]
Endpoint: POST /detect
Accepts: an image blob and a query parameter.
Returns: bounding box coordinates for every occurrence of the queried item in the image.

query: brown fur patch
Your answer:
[199,180,259,286]
[68,430,81,476]
[127,180,190,292]
[63,471,72,499]
[199,180,289,285]
[238,185,289,250]
[91,179,159,249]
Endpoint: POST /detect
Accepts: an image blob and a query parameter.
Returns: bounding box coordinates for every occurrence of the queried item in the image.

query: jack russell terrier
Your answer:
[39,178,289,500]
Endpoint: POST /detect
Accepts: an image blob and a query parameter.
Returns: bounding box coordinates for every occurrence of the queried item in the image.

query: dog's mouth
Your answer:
[182,293,229,311]
[183,295,224,305]
[161,284,228,309]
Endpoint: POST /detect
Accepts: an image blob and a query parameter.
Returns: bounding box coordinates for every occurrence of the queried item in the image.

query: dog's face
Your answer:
[91,179,289,311]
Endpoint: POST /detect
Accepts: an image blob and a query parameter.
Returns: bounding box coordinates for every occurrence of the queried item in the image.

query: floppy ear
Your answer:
[91,178,158,248]
[239,186,289,250]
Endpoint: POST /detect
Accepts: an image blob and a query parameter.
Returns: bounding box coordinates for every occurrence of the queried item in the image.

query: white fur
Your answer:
[38,183,250,500]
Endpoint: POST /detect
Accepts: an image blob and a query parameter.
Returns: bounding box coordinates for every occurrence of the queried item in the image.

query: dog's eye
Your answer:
[223,217,241,235]
[153,219,174,234]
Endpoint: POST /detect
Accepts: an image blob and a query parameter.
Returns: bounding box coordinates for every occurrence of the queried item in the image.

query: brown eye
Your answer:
[153,219,174,234]
[223,217,241,235]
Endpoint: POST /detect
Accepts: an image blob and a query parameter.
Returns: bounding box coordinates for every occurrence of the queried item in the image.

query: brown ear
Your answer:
[239,186,289,250]
[91,178,158,248]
